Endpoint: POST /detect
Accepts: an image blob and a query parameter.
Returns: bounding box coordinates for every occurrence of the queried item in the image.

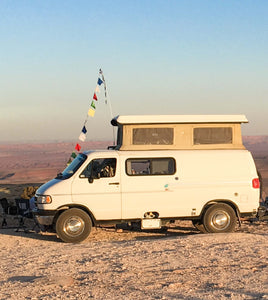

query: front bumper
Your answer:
[33,208,57,225]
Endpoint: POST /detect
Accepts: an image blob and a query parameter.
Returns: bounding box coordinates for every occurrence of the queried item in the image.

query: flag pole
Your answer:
[99,69,116,146]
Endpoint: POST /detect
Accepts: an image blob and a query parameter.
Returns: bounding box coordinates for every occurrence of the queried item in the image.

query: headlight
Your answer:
[36,195,52,204]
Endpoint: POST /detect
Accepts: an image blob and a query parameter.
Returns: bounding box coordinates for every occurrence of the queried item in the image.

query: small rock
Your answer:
[168,282,182,289]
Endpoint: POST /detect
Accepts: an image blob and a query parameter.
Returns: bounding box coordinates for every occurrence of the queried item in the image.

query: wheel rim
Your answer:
[210,210,230,231]
[63,216,85,236]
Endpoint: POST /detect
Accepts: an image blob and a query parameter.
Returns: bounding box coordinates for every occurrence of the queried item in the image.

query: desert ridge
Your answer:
[0,137,267,195]
[0,141,112,184]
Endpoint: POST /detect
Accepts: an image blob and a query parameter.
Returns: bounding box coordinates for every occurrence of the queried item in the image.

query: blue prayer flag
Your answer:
[97,78,103,85]
[82,126,87,134]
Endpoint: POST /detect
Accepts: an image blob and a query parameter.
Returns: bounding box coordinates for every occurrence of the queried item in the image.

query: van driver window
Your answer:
[80,158,116,178]
[126,158,175,176]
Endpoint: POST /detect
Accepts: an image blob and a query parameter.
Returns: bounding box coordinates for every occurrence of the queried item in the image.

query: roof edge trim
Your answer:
[111,115,248,126]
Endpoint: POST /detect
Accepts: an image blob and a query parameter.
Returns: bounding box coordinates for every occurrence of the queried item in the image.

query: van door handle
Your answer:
[109,182,120,185]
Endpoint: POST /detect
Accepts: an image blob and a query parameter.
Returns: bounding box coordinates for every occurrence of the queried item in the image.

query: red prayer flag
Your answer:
[75,143,81,151]
[93,93,98,101]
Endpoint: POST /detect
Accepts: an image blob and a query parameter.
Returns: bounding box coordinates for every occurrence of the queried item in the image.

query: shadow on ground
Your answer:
[0,217,201,244]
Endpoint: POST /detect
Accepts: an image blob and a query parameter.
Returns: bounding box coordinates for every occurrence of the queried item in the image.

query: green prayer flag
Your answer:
[71,152,77,159]
[91,101,96,109]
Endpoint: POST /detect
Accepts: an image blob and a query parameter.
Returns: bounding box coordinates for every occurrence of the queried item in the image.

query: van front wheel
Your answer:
[56,208,92,243]
[203,203,236,233]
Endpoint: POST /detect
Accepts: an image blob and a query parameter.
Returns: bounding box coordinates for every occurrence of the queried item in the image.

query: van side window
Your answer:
[126,158,175,176]
[194,127,233,145]
[80,158,116,178]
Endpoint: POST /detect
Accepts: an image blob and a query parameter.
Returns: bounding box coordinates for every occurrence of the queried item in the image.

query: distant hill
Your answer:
[0,141,112,184]
[243,136,268,153]
[0,138,267,196]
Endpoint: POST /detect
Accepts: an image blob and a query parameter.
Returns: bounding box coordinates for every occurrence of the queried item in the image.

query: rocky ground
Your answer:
[0,215,267,299]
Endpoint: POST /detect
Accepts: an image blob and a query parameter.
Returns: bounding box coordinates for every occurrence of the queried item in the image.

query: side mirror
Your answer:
[88,172,101,183]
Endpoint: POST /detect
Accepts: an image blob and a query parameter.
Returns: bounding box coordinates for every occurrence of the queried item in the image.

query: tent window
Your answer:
[194,127,233,144]
[132,128,173,145]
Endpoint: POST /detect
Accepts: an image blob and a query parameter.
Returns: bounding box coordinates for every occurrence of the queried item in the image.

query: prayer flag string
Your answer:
[67,69,113,165]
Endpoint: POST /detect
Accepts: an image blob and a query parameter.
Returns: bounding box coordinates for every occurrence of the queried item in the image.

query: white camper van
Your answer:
[35,115,260,243]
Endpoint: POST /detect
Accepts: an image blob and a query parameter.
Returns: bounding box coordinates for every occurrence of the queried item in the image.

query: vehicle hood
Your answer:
[36,178,72,195]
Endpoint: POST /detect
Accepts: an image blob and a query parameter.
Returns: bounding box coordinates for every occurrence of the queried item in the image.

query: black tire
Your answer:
[56,208,92,243]
[203,203,237,233]
[192,220,207,233]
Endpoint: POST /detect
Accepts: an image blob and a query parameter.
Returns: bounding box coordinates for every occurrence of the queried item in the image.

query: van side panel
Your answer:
[176,150,259,213]
[120,150,259,219]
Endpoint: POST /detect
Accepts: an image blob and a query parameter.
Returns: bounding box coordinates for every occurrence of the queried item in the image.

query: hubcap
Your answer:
[211,210,230,230]
[63,216,85,236]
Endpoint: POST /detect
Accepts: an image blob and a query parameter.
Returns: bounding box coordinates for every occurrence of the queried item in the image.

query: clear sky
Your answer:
[0,0,267,142]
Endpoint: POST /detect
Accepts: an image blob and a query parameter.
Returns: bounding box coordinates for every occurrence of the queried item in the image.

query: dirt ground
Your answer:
[0,208,267,299]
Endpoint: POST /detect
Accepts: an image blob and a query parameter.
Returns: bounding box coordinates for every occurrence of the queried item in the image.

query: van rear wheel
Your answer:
[56,208,92,243]
[203,203,236,233]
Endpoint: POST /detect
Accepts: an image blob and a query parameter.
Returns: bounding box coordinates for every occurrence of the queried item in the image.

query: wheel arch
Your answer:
[200,199,240,219]
[53,204,97,226]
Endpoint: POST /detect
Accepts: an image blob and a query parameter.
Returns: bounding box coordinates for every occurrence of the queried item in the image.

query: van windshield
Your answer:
[56,153,87,180]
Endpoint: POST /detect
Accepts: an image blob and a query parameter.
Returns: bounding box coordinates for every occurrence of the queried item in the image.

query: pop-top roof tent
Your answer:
[111,115,248,150]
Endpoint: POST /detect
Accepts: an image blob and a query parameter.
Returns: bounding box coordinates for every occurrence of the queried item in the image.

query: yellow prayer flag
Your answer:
[88,107,96,117]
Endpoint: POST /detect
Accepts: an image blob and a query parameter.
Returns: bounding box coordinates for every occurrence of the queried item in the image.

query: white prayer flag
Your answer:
[79,132,86,142]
